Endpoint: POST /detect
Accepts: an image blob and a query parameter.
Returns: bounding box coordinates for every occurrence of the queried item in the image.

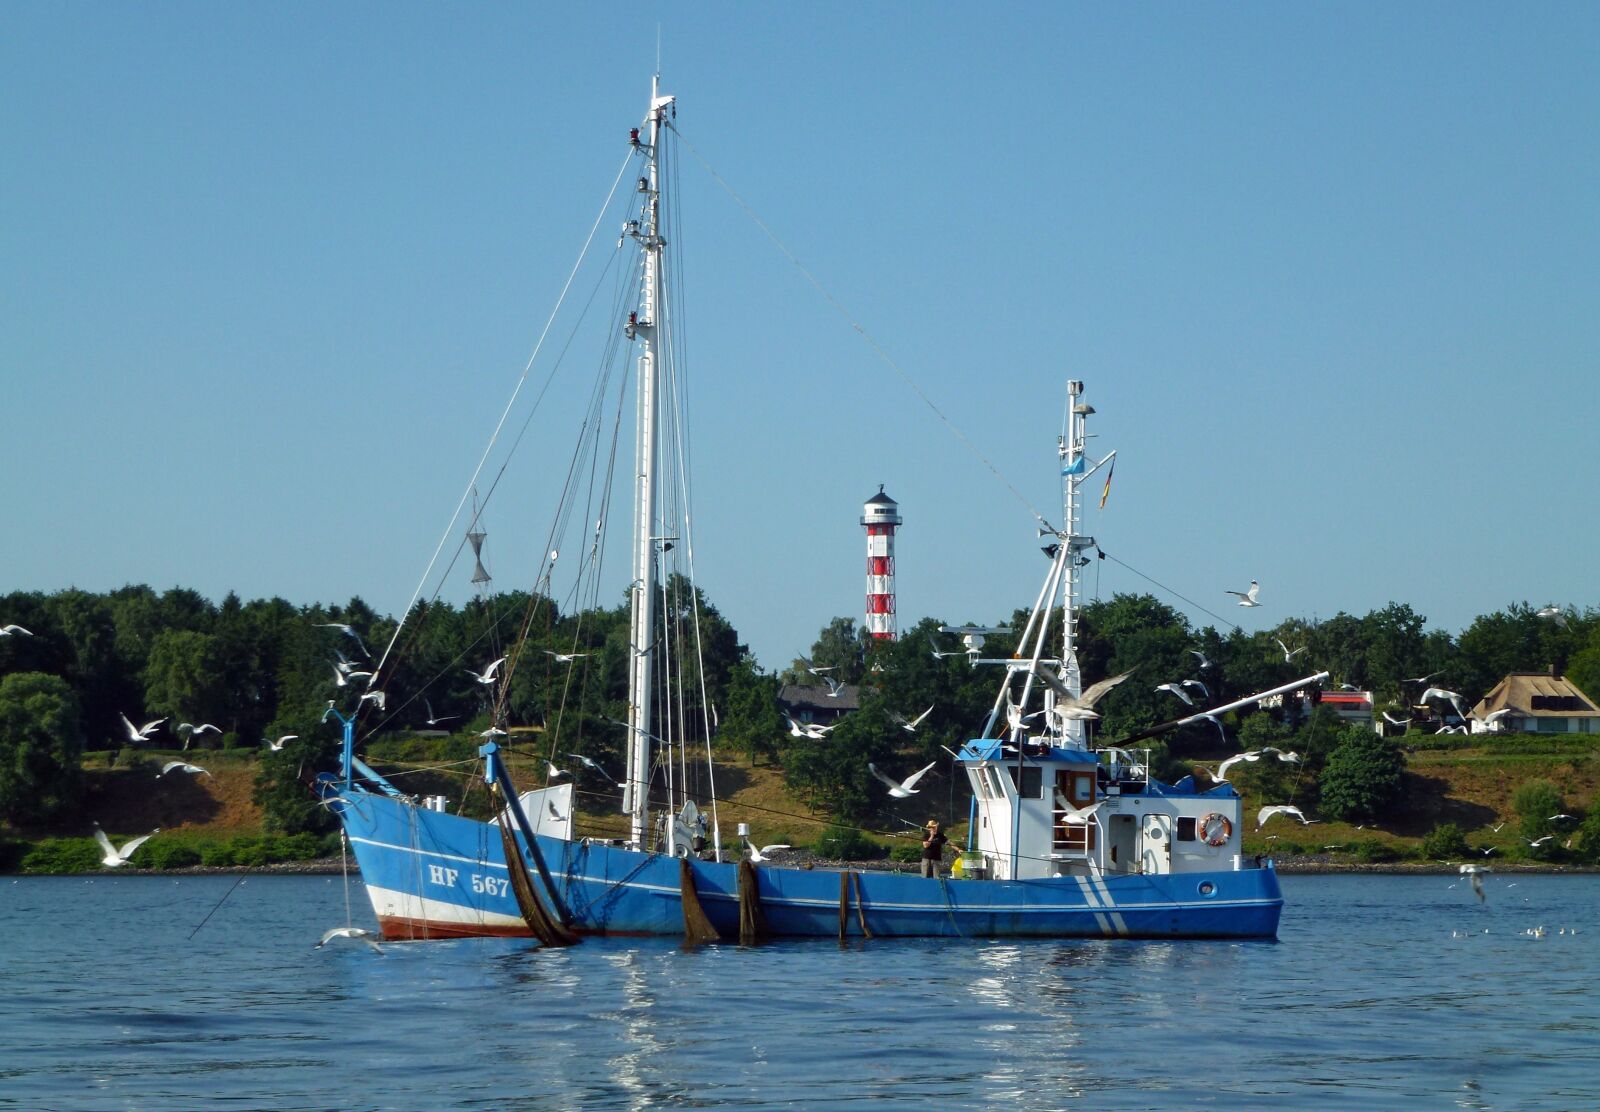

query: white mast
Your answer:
[625,76,675,849]
[1056,379,1112,749]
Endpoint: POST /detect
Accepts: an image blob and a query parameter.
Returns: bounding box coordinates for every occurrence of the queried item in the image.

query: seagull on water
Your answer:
[1155,682,1194,706]
[159,761,211,778]
[1258,804,1314,828]
[265,734,297,751]
[317,926,383,953]
[869,760,937,798]
[92,824,158,867]
[1030,668,1134,721]
[0,624,33,637]
[466,656,508,685]
[1274,638,1306,663]
[315,623,369,656]
[1226,581,1262,607]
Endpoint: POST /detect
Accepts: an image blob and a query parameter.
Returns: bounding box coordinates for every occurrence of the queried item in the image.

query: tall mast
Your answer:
[1057,379,1092,747]
[625,77,674,849]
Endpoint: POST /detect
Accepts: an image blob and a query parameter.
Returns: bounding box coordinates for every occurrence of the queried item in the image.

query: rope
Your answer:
[1097,549,1242,631]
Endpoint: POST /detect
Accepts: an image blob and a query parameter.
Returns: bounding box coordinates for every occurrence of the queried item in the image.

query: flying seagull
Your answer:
[317,926,384,953]
[1197,712,1228,743]
[927,633,964,660]
[1030,668,1135,721]
[1274,638,1305,663]
[1181,679,1210,699]
[822,676,845,698]
[565,753,617,784]
[545,761,570,780]
[175,722,221,749]
[1052,790,1104,826]
[1534,605,1567,628]
[120,714,167,744]
[315,623,369,656]
[1213,750,1265,782]
[745,841,791,864]
[159,761,211,778]
[1419,687,1470,721]
[1257,804,1314,827]
[423,699,457,727]
[265,734,297,751]
[478,726,509,739]
[92,824,158,868]
[869,760,937,798]
[1155,682,1194,706]
[0,624,33,637]
[358,690,387,711]
[889,706,934,733]
[1188,650,1213,671]
[466,656,508,685]
[544,651,589,664]
[1404,670,1444,686]
[1381,711,1410,727]
[1226,581,1262,607]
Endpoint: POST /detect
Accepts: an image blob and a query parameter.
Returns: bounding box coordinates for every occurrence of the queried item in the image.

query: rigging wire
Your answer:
[371,149,636,681]
[1096,549,1242,632]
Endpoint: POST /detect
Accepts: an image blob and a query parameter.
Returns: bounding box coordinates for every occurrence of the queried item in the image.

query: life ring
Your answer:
[1198,812,1232,846]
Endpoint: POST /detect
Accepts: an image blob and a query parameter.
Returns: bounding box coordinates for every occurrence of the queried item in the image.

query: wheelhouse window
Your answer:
[1176,816,1197,842]
[1006,764,1043,799]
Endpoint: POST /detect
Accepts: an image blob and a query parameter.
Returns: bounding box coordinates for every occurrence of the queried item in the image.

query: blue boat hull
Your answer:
[332,793,1282,941]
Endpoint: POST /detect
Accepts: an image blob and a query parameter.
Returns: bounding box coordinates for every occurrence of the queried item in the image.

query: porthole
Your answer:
[1197,881,1216,898]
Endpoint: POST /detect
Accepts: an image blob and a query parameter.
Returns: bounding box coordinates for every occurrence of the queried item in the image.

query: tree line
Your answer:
[2,583,1596,841]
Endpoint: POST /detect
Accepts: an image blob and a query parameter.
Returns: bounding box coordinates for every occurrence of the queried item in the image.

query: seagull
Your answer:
[1549,813,1576,822]
[345,671,375,686]
[1526,835,1555,847]
[466,656,508,685]
[265,734,297,751]
[745,841,791,863]
[1419,687,1470,721]
[1381,711,1411,727]
[423,699,457,727]
[1155,682,1194,706]
[565,753,617,784]
[1257,804,1314,828]
[315,623,368,656]
[1274,638,1306,663]
[545,761,570,780]
[358,690,387,711]
[927,633,964,660]
[1491,822,1506,833]
[159,761,211,778]
[1181,679,1210,699]
[1225,580,1262,607]
[1404,670,1444,686]
[544,651,589,664]
[1197,713,1228,744]
[92,824,158,867]
[546,801,565,822]
[1030,668,1134,720]
[120,714,167,744]
[175,722,221,749]
[798,657,834,676]
[0,624,33,636]
[889,706,934,733]
[1052,790,1104,826]
[1004,702,1043,734]
[1188,650,1213,671]
[783,714,833,740]
[1482,708,1514,729]
[822,676,845,698]
[479,726,509,738]
[869,760,937,798]
[1534,605,1568,628]
[331,665,350,688]
[317,926,383,953]
[1214,751,1264,781]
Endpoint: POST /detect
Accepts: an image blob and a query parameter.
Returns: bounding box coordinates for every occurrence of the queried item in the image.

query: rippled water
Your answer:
[2,872,1595,1109]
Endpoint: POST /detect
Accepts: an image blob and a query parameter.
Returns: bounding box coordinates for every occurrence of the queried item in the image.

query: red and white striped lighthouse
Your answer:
[861,486,902,640]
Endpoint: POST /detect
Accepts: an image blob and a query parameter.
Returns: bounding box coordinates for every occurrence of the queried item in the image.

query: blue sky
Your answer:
[3,4,1596,669]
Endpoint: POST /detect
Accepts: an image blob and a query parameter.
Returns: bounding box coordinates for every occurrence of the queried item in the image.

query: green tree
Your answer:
[1420,822,1470,860]
[1317,731,1405,822]
[142,629,226,738]
[1574,809,1600,864]
[719,653,783,765]
[0,672,86,824]
[1510,779,1564,840]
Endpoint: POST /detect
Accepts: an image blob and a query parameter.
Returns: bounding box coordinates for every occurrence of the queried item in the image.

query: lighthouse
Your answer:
[861,486,902,640]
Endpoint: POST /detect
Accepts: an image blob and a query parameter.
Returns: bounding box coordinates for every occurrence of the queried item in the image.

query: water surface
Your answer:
[2,872,1594,1109]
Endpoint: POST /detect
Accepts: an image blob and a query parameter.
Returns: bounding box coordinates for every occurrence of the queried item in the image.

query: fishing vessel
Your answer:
[319,78,1308,942]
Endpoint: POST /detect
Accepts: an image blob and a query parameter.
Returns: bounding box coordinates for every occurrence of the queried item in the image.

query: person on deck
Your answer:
[921,819,948,878]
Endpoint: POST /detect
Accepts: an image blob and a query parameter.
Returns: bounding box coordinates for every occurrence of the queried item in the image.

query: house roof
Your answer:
[778,683,861,712]
[1470,672,1600,719]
